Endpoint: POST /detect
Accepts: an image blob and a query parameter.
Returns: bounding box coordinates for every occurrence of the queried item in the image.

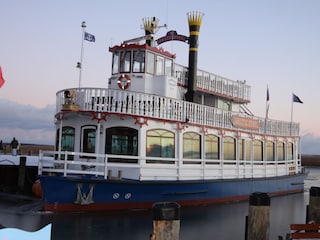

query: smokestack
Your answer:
[185,11,204,102]
[143,17,159,46]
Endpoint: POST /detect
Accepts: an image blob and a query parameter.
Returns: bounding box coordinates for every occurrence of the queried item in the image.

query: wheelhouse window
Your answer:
[205,134,219,159]
[81,126,96,155]
[133,50,145,72]
[277,142,285,161]
[266,141,275,161]
[146,52,155,74]
[112,51,119,74]
[223,136,235,160]
[253,140,263,161]
[183,132,201,159]
[165,58,172,76]
[146,129,174,158]
[106,127,138,157]
[120,51,131,73]
[156,56,164,75]
[56,127,75,160]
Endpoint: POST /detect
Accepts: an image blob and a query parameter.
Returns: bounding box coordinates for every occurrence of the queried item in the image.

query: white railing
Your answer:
[174,64,251,103]
[38,150,302,181]
[56,88,300,136]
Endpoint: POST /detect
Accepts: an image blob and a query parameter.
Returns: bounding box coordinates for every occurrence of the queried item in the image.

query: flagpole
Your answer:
[264,86,269,134]
[78,21,86,88]
[290,93,294,135]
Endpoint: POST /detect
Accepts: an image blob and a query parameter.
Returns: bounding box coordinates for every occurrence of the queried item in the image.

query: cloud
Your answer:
[300,133,320,155]
[0,99,55,145]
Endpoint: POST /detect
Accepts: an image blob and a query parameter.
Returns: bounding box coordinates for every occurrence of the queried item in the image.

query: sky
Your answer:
[0,0,320,154]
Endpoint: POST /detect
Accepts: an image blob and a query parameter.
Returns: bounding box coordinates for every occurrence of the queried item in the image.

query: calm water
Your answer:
[1,167,319,240]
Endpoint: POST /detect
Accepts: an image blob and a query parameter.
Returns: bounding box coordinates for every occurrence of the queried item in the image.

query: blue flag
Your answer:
[84,32,95,42]
[293,93,303,103]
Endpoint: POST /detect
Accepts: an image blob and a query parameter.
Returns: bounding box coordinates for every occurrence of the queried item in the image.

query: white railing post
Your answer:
[38,150,43,175]
[104,155,108,179]
[63,152,68,176]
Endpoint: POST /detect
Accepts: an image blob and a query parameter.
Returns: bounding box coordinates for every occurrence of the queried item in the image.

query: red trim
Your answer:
[57,110,300,139]
[91,112,108,123]
[42,188,304,212]
[109,44,175,59]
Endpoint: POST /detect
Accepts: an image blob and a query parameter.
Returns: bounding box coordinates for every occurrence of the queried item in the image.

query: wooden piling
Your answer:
[308,186,320,223]
[17,156,27,193]
[150,202,180,240]
[246,192,270,240]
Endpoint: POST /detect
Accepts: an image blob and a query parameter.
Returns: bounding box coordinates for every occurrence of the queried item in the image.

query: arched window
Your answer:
[253,140,263,161]
[81,126,96,155]
[224,137,235,160]
[183,132,201,159]
[239,139,244,160]
[245,140,251,161]
[56,126,75,160]
[277,142,285,161]
[106,127,138,157]
[287,142,294,160]
[146,129,175,158]
[205,134,219,159]
[266,141,275,161]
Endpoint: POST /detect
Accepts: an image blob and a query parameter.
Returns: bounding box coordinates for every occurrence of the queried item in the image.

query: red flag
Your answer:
[0,67,5,88]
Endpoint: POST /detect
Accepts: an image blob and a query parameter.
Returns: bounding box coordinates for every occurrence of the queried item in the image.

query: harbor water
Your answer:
[0,167,318,240]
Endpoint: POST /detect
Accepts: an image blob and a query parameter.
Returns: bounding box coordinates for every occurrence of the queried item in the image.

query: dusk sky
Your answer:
[0,0,319,154]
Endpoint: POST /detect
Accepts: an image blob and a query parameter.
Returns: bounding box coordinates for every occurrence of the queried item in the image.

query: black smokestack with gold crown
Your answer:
[143,17,159,46]
[185,11,204,102]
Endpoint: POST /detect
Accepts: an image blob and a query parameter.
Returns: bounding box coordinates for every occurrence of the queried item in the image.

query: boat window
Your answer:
[183,132,201,159]
[287,142,293,160]
[133,50,145,73]
[146,129,175,158]
[165,58,172,76]
[223,136,235,160]
[253,140,263,161]
[205,134,219,160]
[156,56,164,75]
[55,127,75,160]
[239,139,244,160]
[112,51,119,74]
[266,141,275,161]
[277,142,285,161]
[106,127,138,161]
[245,140,251,161]
[120,51,131,73]
[81,126,96,156]
[146,52,155,74]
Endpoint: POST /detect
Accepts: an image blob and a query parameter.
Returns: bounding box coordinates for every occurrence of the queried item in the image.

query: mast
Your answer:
[143,17,159,46]
[185,11,204,102]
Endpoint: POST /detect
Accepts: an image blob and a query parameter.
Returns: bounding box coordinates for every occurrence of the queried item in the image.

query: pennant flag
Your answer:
[266,86,270,119]
[84,32,95,42]
[293,93,303,103]
[0,66,5,88]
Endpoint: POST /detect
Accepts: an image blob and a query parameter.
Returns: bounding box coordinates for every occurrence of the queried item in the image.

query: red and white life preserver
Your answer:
[117,74,131,90]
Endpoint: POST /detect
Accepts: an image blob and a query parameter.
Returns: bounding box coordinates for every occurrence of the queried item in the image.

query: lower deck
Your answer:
[50,113,302,181]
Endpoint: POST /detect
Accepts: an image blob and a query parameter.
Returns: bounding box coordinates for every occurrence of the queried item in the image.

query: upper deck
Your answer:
[58,87,299,137]
[108,43,251,104]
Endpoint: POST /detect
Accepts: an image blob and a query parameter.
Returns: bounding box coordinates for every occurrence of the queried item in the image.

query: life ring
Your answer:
[117,74,131,90]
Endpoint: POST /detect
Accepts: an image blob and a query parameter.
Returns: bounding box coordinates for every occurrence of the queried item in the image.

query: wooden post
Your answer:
[150,202,180,240]
[247,192,270,240]
[17,156,27,193]
[308,186,320,223]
